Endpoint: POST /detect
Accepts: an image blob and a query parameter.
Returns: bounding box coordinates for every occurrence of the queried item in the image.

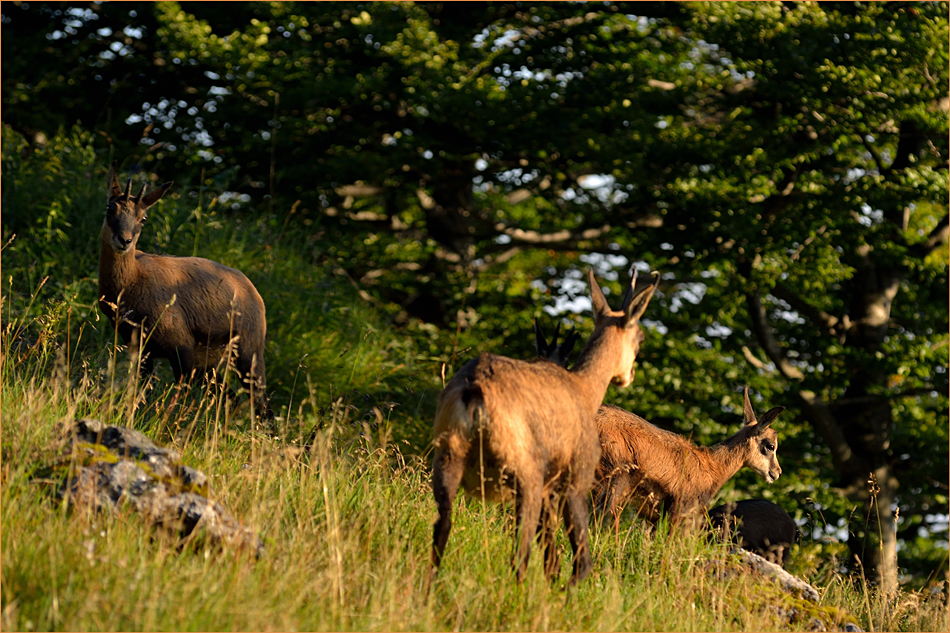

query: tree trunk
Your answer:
[837,254,903,592]
[845,463,899,593]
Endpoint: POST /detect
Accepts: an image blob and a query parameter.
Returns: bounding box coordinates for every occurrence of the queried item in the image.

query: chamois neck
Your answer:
[706,441,749,486]
[569,327,622,406]
[98,225,138,298]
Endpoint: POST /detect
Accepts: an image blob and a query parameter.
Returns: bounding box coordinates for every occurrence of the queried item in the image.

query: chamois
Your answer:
[429,269,659,588]
[708,498,799,567]
[98,163,269,414]
[593,388,783,527]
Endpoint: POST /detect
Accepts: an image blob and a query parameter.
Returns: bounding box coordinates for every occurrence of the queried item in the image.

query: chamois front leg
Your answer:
[238,352,272,419]
[562,491,593,586]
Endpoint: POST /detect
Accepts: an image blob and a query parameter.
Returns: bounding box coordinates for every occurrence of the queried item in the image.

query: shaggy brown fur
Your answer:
[593,388,783,527]
[98,163,268,414]
[429,269,658,588]
[708,498,799,567]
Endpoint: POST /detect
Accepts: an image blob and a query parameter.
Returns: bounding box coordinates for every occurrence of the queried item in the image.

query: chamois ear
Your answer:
[141,181,174,209]
[754,406,784,435]
[109,161,123,199]
[622,270,659,326]
[588,268,610,317]
[534,319,549,357]
[743,386,756,425]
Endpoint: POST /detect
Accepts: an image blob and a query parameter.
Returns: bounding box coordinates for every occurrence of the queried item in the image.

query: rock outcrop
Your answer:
[43,418,263,558]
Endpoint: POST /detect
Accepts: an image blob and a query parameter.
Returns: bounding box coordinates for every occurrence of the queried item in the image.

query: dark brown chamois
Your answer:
[429,269,658,588]
[592,388,783,527]
[98,163,269,415]
[708,498,799,567]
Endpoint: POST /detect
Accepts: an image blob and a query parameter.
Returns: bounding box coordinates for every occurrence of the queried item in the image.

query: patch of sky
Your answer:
[706,323,733,338]
[856,203,883,227]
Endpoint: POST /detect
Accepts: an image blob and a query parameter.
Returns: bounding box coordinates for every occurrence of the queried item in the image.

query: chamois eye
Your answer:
[764,441,775,452]
[142,214,147,223]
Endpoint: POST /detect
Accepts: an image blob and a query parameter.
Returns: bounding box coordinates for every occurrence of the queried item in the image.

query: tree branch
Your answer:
[797,389,867,482]
[745,288,805,381]
[910,214,949,259]
[771,281,841,337]
[496,223,612,245]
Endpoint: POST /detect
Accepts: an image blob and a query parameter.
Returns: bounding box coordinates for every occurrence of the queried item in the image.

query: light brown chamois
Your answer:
[593,387,783,527]
[429,269,659,588]
[708,498,799,567]
[98,163,269,414]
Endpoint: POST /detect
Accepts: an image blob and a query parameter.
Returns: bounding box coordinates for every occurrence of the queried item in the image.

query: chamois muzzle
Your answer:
[767,463,782,483]
[112,233,134,253]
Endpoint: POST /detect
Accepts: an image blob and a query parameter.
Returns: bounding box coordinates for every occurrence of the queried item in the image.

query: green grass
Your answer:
[2,127,947,631]
[3,353,947,631]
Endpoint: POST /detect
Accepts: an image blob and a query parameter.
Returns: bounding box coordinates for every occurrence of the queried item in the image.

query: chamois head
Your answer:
[105,162,173,254]
[534,318,579,367]
[737,387,784,483]
[588,268,658,387]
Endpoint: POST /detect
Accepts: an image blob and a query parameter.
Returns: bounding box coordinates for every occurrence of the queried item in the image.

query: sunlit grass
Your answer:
[3,305,948,631]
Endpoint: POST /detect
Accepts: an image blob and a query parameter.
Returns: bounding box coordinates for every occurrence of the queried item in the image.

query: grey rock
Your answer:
[735,549,821,602]
[54,419,263,558]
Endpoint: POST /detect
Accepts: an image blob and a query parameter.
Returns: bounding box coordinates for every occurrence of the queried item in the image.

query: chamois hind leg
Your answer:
[429,443,466,585]
[513,476,543,582]
[562,490,593,586]
[538,497,562,581]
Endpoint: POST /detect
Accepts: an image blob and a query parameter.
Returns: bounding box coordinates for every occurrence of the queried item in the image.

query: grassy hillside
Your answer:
[2,129,947,631]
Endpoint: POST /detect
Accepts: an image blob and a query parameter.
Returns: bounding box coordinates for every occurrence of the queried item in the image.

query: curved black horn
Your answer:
[620,269,639,312]
[138,182,148,201]
[125,177,132,199]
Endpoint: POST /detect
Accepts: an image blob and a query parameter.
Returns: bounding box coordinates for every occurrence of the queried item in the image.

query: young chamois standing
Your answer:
[707,498,799,567]
[592,387,784,528]
[98,163,269,414]
[429,269,659,588]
